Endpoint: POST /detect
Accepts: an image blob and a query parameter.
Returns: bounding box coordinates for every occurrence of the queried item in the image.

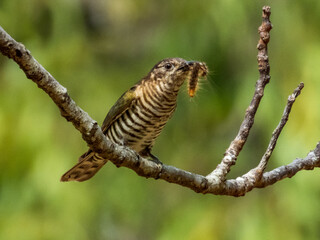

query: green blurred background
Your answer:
[0,0,319,239]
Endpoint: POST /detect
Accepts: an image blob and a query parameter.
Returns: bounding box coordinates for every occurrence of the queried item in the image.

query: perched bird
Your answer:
[61,58,208,182]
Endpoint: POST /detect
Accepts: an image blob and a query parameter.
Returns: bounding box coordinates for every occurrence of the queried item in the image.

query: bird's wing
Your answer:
[77,86,137,163]
[101,86,137,133]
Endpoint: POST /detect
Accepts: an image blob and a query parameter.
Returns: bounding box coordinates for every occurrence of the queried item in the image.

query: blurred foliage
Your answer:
[0,0,320,239]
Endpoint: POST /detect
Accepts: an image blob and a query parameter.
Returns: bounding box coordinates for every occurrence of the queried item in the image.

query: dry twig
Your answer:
[0,6,319,196]
[207,6,273,182]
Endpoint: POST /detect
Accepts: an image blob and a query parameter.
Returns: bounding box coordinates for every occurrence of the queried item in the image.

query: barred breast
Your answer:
[105,79,177,154]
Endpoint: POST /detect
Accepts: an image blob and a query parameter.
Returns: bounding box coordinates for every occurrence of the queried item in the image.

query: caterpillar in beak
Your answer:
[188,62,208,97]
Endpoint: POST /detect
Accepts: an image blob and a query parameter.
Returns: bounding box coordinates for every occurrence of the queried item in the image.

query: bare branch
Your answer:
[223,143,320,196]
[0,6,318,197]
[0,25,143,172]
[207,6,273,182]
[256,143,320,188]
[218,83,305,196]
[257,82,304,172]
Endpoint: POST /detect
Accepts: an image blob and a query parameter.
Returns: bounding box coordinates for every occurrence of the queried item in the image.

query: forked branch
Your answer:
[0,6,319,196]
[207,6,272,182]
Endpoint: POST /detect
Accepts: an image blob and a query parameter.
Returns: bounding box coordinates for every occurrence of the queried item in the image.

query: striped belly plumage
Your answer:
[105,82,177,154]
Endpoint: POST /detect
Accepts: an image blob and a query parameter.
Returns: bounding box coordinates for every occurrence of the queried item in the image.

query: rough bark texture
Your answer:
[207,6,273,182]
[0,6,319,196]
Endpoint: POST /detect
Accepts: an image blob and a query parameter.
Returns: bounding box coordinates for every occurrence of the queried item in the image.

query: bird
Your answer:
[61,58,208,182]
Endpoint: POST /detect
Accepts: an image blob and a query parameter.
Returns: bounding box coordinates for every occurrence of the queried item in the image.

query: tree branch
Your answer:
[207,6,273,182]
[257,82,304,172]
[0,6,318,196]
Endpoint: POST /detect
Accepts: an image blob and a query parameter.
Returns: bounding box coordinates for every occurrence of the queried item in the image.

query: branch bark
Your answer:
[0,6,319,196]
[207,6,272,182]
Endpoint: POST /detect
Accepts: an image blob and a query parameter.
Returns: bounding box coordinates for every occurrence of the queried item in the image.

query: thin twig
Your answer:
[207,6,273,182]
[218,83,305,196]
[257,82,304,172]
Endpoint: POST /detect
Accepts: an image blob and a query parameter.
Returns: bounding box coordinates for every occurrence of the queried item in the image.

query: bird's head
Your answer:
[148,58,208,93]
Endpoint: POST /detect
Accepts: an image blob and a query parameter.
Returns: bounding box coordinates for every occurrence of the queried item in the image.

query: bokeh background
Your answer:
[0,0,319,239]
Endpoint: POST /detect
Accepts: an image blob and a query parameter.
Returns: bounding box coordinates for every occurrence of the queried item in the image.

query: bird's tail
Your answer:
[61,151,107,182]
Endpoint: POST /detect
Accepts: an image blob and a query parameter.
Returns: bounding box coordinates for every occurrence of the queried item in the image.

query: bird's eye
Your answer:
[164,63,173,70]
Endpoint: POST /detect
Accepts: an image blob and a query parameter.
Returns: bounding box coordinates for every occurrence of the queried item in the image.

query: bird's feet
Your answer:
[148,153,163,165]
[140,148,163,165]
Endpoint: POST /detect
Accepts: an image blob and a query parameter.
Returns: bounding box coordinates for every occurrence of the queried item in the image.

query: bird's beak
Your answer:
[177,61,193,72]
